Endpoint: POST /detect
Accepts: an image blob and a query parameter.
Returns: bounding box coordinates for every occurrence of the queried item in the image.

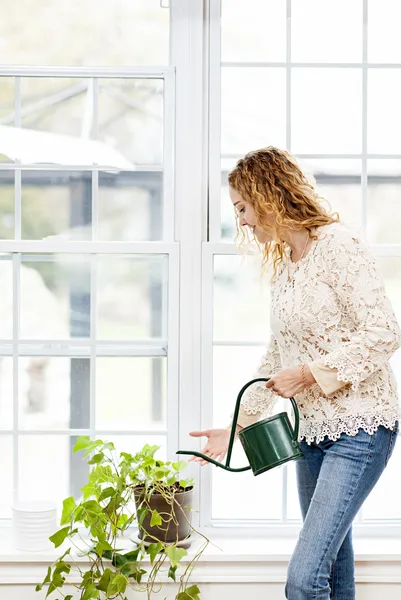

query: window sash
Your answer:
[0,66,179,517]
[205,0,401,531]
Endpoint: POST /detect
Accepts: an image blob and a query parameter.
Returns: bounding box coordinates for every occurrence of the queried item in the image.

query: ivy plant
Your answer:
[36,437,209,600]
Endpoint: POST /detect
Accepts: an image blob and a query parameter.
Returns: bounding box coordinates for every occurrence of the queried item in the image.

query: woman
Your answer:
[189,147,401,600]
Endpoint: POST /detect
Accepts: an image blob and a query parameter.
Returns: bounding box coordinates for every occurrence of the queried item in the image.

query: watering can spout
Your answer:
[176,377,303,476]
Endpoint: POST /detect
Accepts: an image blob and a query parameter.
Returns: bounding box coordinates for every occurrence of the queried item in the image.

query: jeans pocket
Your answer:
[384,422,399,467]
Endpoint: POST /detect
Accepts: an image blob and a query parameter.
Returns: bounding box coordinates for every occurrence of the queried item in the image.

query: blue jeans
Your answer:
[285,423,399,600]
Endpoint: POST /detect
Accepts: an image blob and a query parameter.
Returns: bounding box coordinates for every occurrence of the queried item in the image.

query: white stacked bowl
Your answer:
[12,501,58,552]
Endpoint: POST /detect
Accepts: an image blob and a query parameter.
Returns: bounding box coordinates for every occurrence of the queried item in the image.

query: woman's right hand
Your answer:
[188,426,243,466]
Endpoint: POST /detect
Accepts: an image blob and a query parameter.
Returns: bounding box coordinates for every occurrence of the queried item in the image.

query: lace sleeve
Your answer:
[322,231,401,390]
[235,336,282,428]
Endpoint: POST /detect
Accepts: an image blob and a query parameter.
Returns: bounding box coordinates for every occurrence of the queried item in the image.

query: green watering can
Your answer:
[177,377,303,476]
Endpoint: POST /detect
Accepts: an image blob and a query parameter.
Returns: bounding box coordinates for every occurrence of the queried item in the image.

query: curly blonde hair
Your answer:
[228,147,339,276]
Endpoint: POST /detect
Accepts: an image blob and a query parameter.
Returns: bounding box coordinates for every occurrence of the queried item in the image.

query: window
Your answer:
[1,0,400,536]
[205,0,401,528]
[0,1,176,521]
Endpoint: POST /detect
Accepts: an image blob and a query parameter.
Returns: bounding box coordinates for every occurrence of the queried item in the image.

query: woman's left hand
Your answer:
[265,365,316,398]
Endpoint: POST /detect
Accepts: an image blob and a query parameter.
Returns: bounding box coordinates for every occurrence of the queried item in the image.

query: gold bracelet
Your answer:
[301,364,308,387]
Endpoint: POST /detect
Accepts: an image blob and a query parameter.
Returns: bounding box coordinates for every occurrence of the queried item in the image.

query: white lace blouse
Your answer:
[236,222,401,444]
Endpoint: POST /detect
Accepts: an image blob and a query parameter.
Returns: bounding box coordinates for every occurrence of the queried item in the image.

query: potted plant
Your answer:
[36,436,210,600]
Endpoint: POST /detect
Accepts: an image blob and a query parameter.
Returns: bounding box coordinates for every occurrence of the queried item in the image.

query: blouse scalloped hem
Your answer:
[299,412,401,445]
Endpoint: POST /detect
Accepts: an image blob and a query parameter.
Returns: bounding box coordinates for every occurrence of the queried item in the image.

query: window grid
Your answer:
[204,0,401,531]
[0,66,179,519]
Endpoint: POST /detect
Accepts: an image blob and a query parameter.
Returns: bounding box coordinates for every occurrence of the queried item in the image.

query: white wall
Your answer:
[1,554,401,600]
[2,581,401,600]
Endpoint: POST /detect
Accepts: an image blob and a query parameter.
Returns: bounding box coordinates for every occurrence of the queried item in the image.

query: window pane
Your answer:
[0,77,14,121]
[367,161,401,244]
[213,345,272,428]
[287,463,302,521]
[363,439,401,520]
[297,159,362,230]
[292,0,362,63]
[212,464,283,520]
[377,257,401,395]
[21,77,89,138]
[368,70,401,154]
[98,171,163,241]
[19,357,90,431]
[17,77,134,169]
[0,358,13,429]
[212,346,283,520]
[221,0,286,63]
[96,358,166,430]
[214,255,270,342]
[18,434,167,509]
[0,173,14,239]
[18,435,78,506]
[0,436,13,518]
[20,255,91,339]
[97,255,168,340]
[0,255,13,338]
[368,0,401,63]
[1,0,169,66]
[292,69,362,154]
[0,77,15,163]
[378,258,401,413]
[98,79,163,165]
[22,171,92,241]
[221,177,236,241]
[222,68,286,155]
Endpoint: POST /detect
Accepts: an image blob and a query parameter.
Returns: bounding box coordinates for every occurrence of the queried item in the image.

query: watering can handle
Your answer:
[225,377,300,469]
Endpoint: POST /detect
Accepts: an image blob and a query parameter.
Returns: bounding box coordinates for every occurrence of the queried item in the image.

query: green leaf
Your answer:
[172,461,187,471]
[117,513,129,529]
[81,583,99,600]
[80,570,94,589]
[120,452,134,461]
[106,573,127,596]
[153,467,170,480]
[136,506,149,527]
[94,540,114,556]
[46,562,70,597]
[168,565,177,582]
[179,478,194,489]
[64,596,73,600]
[110,552,127,569]
[35,565,51,591]
[122,549,140,562]
[141,444,160,457]
[165,546,187,568]
[124,566,146,584]
[98,486,115,502]
[60,496,77,526]
[146,542,163,564]
[49,526,70,548]
[176,585,201,600]
[58,547,72,562]
[73,436,91,452]
[102,441,115,451]
[83,440,104,458]
[150,510,163,527]
[88,452,104,465]
[96,568,112,593]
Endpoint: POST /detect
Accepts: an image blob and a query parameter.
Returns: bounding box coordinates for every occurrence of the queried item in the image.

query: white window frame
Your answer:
[0,65,180,525]
[1,0,400,541]
[200,0,401,538]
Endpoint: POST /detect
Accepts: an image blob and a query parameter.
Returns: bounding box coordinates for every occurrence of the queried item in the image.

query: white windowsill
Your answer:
[0,529,400,585]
